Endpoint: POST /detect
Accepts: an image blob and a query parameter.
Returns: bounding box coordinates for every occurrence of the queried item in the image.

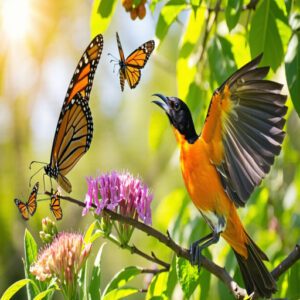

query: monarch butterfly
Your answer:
[50,192,63,221]
[31,34,103,193]
[14,182,39,220]
[114,32,155,91]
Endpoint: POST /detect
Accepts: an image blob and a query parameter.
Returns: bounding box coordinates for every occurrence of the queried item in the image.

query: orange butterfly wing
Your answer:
[64,34,103,105]
[116,32,155,90]
[27,182,39,216]
[14,182,39,220]
[14,199,29,220]
[47,95,93,193]
[50,193,63,221]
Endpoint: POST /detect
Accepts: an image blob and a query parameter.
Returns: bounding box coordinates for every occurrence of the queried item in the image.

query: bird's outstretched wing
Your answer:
[201,54,287,207]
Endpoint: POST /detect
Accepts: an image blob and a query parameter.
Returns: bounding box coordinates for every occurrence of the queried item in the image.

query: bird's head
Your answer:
[153,94,198,144]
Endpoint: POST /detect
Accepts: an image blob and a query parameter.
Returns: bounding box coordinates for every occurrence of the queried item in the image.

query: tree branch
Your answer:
[272,244,300,280]
[53,193,300,299]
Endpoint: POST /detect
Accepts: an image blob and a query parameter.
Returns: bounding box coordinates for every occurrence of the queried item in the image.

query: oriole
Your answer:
[153,54,287,298]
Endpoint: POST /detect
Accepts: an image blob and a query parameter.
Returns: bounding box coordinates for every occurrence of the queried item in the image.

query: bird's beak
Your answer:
[152,93,171,115]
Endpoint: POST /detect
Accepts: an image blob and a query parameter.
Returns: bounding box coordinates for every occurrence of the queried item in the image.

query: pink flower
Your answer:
[83,171,153,225]
[30,232,91,298]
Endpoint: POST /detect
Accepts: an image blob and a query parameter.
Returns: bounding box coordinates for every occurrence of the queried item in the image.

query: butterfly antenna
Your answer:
[29,160,47,170]
[29,166,45,187]
[108,53,119,63]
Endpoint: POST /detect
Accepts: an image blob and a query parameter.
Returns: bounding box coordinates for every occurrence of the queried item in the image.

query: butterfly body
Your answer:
[41,34,103,193]
[15,182,39,220]
[115,32,154,91]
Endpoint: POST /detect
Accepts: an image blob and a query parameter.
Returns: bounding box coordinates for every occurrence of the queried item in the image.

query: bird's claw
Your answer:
[190,242,204,271]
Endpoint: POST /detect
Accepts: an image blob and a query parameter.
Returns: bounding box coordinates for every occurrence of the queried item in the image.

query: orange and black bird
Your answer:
[153,54,287,298]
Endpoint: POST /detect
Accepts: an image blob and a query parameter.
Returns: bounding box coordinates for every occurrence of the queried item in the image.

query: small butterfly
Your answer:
[50,191,63,221]
[113,32,155,91]
[15,182,39,220]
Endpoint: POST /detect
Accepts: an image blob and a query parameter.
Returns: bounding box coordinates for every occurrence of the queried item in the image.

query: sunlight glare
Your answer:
[2,0,32,42]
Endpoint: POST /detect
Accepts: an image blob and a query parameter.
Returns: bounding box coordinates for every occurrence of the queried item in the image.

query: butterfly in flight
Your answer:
[30,34,104,193]
[112,32,155,91]
[15,182,39,220]
[50,191,63,221]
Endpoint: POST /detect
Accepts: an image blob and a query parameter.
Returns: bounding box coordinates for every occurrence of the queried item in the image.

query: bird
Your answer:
[153,54,287,298]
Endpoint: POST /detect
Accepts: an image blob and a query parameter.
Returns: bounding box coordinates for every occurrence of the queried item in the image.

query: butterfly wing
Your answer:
[125,40,155,69]
[14,199,29,220]
[64,34,103,105]
[116,32,126,63]
[124,40,155,89]
[124,66,141,89]
[47,36,102,192]
[50,193,63,220]
[51,94,93,193]
[27,182,39,216]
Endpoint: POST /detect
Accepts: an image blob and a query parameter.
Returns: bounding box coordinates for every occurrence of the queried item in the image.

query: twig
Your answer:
[141,268,168,275]
[272,244,300,280]
[53,193,300,299]
[130,245,170,269]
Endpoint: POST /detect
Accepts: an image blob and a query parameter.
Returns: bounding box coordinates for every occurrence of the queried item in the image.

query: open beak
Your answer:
[152,93,171,115]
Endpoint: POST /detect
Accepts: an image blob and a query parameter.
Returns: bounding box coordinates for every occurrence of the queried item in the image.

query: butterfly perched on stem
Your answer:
[15,182,39,220]
[111,32,155,91]
[30,34,104,193]
[50,191,63,221]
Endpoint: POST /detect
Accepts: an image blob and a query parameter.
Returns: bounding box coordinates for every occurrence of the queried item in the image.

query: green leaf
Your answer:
[285,24,300,116]
[88,243,106,299]
[24,229,40,299]
[177,7,205,100]
[163,256,177,298]
[102,266,142,297]
[1,279,31,300]
[148,111,168,151]
[208,35,237,88]
[249,0,284,71]
[102,287,139,300]
[90,0,118,37]
[286,255,300,298]
[225,0,243,31]
[155,0,186,42]
[146,272,169,300]
[84,220,97,244]
[176,257,200,298]
[78,260,88,300]
[150,0,162,13]
[33,289,55,300]
[199,266,211,300]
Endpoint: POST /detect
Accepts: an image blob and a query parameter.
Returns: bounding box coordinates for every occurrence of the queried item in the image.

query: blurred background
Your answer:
[0,0,300,299]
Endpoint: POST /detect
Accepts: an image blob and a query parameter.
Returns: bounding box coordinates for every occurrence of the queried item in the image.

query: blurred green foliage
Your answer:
[1,0,300,299]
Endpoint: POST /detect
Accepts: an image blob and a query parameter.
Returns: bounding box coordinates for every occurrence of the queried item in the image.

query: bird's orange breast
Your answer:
[175,129,229,214]
[174,128,248,257]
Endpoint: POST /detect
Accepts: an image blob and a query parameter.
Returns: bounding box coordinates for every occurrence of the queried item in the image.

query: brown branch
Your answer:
[272,244,300,280]
[130,244,170,269]
[141,268,168,275]
[53,193,300,299]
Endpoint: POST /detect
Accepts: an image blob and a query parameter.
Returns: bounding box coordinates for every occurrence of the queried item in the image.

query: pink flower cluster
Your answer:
[30,232,91,284]
[82,171,153,225]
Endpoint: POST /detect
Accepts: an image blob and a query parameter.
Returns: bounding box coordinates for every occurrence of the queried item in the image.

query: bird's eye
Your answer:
[173,102,180,111]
